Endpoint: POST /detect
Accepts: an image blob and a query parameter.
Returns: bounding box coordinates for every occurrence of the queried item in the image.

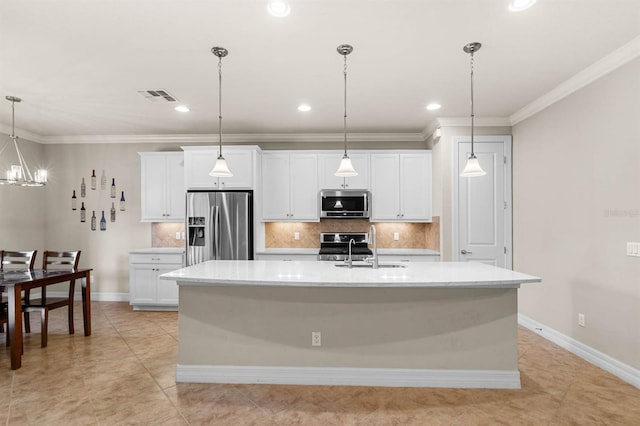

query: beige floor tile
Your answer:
[1,301,639,425]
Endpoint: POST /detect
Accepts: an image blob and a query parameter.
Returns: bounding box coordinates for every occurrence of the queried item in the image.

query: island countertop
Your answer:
[161,260,540,289]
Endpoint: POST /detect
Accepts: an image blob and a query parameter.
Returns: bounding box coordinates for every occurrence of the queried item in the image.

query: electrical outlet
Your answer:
[393,232,400,241]
[294,231,300,241]
[175,232,181,240]
[311,331,321,346]
[578,313,585,327]
[181,231,185,240]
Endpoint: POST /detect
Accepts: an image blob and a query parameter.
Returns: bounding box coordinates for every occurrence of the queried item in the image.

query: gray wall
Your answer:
[0,136,45,256]
[513,57,640,369]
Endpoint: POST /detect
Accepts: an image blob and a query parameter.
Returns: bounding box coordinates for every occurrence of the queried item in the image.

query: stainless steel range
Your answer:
[317,232,373,261]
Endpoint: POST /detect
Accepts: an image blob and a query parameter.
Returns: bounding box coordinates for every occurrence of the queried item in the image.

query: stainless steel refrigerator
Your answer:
[186,190,253,266]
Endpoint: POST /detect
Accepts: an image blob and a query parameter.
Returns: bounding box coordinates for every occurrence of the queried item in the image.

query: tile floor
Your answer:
[1,301,639,425]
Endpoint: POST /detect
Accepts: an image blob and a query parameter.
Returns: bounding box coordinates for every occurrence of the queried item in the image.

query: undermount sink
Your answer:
[334,262,407,269]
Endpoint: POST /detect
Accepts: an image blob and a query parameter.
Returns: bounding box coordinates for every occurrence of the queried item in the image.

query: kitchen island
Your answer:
[161,260,540,389]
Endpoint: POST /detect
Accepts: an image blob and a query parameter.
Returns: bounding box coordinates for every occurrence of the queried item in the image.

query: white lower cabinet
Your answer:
[129,251,184,310]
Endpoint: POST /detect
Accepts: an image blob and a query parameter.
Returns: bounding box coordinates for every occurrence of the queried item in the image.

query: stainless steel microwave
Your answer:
[319,189,370,219]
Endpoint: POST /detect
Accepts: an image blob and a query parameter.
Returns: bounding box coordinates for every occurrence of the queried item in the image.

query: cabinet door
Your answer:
[165,153,185,221]
[370,154,400,220]
[262,153,291,220]
[156,265,180,305]
[318,153,369,190]
[183,149,220,189]
[219,150,253,189]
[289,154,318,220]
[140,155,168,221]
[129,264,157,304]
[400,153,432,221]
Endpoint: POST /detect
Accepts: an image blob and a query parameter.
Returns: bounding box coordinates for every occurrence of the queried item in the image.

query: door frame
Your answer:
[452,135,513,269]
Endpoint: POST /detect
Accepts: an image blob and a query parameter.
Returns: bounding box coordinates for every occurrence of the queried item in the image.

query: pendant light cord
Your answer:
[218,55,223,159]
[343,52,348,158]
[470,49,475,157]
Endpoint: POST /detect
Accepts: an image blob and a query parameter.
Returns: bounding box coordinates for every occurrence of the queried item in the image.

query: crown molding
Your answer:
[40,132,427,145]
[434,117,512,128]
[510,35,640,125]
[0,123,46,144]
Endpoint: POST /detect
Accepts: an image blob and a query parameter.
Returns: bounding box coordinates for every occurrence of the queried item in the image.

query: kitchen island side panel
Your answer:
[178,285,518,371]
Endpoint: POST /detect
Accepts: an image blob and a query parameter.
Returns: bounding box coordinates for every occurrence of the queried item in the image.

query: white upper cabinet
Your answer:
[182,146,258,190]
[317,152,370,190]
[262,152,318,221]
[371,152,432,222]
[139,152,185,222]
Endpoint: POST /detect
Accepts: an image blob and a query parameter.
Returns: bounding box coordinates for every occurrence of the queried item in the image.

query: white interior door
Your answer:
[455,136,512,268]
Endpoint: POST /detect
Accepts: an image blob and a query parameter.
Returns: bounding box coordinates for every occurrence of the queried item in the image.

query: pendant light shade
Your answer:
[336,155,358,177]
[460,42,486,178]
[460,155,485,177]
[335,44,358,178]
[209,46,233,178]
[210,157,233,177]
[0,96,47,186]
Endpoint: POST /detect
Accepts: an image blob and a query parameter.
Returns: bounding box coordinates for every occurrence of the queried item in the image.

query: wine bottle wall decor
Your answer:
[72,169,127,231]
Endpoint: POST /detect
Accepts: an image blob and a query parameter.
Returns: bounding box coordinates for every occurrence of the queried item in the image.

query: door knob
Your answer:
[461,249,472,255]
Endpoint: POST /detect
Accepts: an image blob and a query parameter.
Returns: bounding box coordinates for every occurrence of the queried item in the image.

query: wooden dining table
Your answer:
[1,268,92,369]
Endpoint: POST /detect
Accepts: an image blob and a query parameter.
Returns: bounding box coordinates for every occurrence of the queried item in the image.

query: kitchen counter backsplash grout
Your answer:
[152,222,186,248]
[265,217,439,250]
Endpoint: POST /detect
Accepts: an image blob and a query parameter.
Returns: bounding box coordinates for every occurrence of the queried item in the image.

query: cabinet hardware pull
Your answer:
[461,249,472,255]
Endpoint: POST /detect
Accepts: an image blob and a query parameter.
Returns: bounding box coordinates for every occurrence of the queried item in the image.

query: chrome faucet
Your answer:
[345,238,356,268]
[365,224,379,269]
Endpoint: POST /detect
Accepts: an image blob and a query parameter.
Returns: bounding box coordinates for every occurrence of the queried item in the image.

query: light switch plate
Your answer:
[627,242,640,257]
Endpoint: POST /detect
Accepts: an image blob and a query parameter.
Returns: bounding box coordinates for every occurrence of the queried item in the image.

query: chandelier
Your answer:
[0,96,47,186]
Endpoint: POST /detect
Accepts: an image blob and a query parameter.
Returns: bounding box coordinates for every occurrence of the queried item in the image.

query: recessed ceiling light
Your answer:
[426,103,441,111]
[508,0,536,12]
[267,1,291,17]
[297,104,311,112]
[174,105,190,112]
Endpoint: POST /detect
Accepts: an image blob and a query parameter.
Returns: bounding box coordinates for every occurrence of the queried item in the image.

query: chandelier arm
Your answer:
[14,137,35,181]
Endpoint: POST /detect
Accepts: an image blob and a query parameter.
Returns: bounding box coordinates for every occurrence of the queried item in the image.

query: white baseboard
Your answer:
[176,365,521,389]
[46,291,129,302]
[518,314,640,389]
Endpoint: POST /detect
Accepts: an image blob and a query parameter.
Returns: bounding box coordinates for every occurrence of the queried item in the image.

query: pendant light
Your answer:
[209,46,233,177]
[0,96,47,186]
[335,44,358,177]
[460,42,486,177]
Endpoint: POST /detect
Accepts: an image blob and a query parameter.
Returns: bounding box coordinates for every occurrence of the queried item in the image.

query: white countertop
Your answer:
[130,247,185,254]
[161,260,540,289]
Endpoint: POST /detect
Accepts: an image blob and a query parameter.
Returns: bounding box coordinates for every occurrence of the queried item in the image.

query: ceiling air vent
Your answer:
[137,89,178,102]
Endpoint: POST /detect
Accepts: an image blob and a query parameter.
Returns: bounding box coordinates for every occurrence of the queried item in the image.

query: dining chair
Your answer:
[23,250,81,348]
[0,250,38,270]
[0,250,37,346]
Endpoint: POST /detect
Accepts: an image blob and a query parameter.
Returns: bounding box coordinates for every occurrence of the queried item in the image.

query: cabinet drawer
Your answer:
[129,253,184,265]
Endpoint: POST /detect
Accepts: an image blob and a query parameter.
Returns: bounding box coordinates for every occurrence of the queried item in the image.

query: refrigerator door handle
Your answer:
[209,204,216,260]
[214,205,221,259]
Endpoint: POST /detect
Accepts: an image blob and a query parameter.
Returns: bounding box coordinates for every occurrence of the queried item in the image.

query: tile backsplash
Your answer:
[265,217,439,250]
[152,223,186,248]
